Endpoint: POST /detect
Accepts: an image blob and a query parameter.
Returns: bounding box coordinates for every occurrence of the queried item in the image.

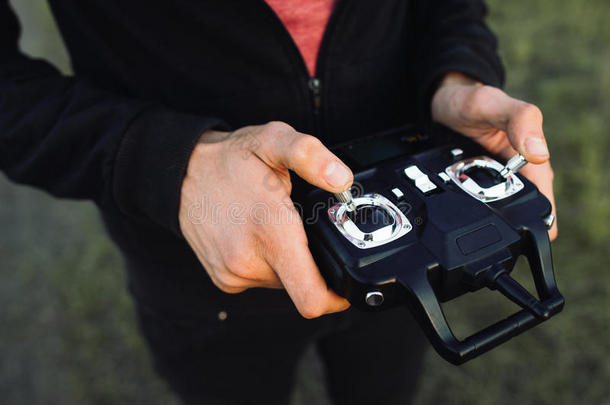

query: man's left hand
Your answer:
[431,72,557,241]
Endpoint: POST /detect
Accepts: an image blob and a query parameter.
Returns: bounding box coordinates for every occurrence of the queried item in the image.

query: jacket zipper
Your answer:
[258,0,347,139]
[311,0,347,137]
[308,77,322,115]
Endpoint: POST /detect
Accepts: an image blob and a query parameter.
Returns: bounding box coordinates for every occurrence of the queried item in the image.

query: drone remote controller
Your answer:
[298,125,564,365]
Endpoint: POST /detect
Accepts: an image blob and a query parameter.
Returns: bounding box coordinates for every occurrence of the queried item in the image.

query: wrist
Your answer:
[438,71,482,87]
[180,129,230,219]
[184,130,229,182]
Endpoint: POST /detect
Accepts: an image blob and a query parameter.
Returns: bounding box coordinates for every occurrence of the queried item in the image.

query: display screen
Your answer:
[334,128,431,169]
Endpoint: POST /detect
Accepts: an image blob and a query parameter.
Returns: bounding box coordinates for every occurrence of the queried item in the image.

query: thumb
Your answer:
[252,121,354,192]
[504,102,550,164]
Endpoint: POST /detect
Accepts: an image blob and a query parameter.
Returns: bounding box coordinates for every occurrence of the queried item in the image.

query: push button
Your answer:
[404,165,437,194]
[365,291,384,307]
[438,172,451,183]
[451,148,464,159]
[390,187,404,200]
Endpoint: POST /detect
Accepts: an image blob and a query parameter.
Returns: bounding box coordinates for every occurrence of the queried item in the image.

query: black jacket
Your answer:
[0,1,504,320]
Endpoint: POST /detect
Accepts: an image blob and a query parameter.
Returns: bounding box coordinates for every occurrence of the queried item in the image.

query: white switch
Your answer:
[438,172,451,183]
[391,187,404,200]
[404,165,425,181]
[404,165,437,194]
[414,177,437,193]
[451,148,464,159]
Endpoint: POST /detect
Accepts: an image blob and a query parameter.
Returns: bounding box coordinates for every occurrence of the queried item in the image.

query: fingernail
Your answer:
[324,161,351,188]
[524,137,549,157]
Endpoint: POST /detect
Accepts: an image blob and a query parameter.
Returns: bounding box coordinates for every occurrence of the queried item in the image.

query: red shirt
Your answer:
[265,0,336,77]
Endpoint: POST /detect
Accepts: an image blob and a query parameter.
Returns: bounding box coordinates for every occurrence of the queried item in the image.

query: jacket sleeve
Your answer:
[410,0,506,121]
[0,1,225,236]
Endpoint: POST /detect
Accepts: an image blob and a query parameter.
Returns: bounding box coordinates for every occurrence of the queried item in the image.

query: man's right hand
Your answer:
[178,121,352,318]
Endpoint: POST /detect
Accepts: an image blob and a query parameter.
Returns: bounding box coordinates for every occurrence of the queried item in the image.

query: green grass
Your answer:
[1,1,609,404]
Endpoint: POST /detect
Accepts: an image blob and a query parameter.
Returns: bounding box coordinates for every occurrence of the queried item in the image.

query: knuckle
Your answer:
[290,135,323,164]
[520,103,543,121]
[217,284,239,294]
[230,262,254,280]
[474,84,492,97]
[211,274,242,294]
[225,287,247,294]
[480,85,503,98]
[477,84,496,96]
[223,253,247,276]
[223,248,263,280]
[264,121,294,137]
[215,270,237,287]
[299,302,326,319]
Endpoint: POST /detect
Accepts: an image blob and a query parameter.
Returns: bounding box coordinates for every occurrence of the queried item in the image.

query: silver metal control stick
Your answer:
[334,190,356,212]
[499,154,528,179]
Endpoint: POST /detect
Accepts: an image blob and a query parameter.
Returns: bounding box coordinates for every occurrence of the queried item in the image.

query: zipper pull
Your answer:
[308,77,321,113]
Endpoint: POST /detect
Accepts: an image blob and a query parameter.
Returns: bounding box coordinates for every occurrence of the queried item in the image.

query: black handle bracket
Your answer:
[398,223,564,365]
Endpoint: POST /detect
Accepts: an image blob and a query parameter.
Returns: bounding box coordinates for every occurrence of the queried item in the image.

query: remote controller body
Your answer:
[298,125,564,365]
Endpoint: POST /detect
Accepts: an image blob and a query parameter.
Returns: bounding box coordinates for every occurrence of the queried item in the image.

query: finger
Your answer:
[222,251,284,290]
[189,239,284,292]
[471,87,550,164]
[265,232,350,318]
[217,270,284,291]
[209,266,284,293]
[191,253,250,294]
[505,103,550,164]
[252,121,354,193]
[520,162,558,241]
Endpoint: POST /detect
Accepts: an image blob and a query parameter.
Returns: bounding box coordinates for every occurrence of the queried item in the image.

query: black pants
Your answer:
[136,289,428,405]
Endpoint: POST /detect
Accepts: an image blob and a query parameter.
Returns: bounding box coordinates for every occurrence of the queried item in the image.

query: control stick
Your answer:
[334,190,356,213]
[499,153,528,178]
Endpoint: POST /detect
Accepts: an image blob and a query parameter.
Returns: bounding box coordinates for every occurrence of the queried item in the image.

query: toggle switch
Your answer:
[404,165,437,194]
[499,154,528,178]
[334,190,356,213]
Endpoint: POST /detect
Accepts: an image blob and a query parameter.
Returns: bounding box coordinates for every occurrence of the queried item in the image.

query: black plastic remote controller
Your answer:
[297,124,565,365]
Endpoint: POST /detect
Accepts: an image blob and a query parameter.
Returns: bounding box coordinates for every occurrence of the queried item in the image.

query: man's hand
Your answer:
[431,72,558,241]
[179,122,352,318]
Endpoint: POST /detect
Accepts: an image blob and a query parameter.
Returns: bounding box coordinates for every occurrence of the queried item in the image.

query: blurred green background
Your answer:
[1,1,609,404]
